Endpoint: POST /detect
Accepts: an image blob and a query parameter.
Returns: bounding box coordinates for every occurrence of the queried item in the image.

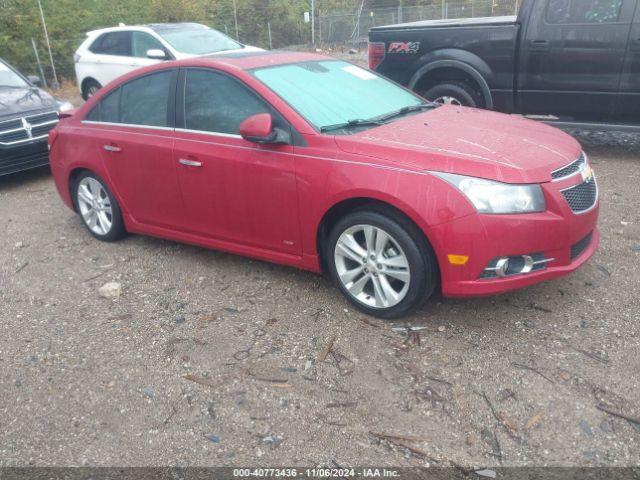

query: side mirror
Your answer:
[27,75,42,86]
[146,49,168,60]
[240,113,289,144]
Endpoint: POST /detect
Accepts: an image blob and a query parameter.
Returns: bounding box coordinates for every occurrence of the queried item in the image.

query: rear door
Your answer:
[85,69,183,228]
[616,0,640,119]
[89,31,136,85]
[518,0,635,118]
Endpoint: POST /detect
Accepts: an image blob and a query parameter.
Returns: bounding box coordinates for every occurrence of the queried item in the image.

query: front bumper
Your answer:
[427,172,600,297]
[0,139,50,176]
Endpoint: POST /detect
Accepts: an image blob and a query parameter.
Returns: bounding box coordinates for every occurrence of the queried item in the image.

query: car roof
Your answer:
[86,22,208,36]
[177,50,336,71]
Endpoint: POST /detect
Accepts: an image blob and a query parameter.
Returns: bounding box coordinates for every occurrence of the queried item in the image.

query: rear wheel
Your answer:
[423,82,478,107]
[82,79,102,100]
[326,209,438,319]
[74,172,126,242]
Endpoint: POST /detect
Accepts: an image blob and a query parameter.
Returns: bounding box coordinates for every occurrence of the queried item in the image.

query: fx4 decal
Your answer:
[388,42,420,54]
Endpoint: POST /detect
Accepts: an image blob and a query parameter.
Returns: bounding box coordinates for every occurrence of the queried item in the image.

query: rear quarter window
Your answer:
[85,88,120,123]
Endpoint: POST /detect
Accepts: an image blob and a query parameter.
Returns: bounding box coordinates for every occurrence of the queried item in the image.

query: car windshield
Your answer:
[0,62,29,88]
[253,60,427,134]
[154,26,242,55]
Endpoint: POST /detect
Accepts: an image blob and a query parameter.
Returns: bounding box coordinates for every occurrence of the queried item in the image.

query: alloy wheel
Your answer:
[334,224,411,309]
[87,85,99,97]
[77,177,113,236]
[432,95,462,106]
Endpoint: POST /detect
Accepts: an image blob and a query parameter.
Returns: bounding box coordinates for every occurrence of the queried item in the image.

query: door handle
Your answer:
[103,144,121,153]
[179,158,202,167]
[530,39,550,51]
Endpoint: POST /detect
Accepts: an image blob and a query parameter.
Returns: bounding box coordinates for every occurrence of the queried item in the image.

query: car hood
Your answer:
[0,86,57,121]
[334,106,582,184]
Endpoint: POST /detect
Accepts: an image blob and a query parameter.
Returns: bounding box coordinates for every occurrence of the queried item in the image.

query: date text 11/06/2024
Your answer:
[232,468,400,477]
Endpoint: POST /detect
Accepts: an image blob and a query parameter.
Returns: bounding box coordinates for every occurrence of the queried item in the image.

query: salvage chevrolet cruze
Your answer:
[48,52,599,318]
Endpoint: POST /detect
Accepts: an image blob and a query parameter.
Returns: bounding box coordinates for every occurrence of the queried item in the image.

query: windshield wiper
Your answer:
[320,118,383,133]
[375,103,438,123]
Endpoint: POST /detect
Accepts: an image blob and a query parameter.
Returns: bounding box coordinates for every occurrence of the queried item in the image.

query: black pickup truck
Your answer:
[368,0,640,126]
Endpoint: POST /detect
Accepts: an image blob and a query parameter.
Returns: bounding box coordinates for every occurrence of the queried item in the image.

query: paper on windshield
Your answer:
[342,65,376,80]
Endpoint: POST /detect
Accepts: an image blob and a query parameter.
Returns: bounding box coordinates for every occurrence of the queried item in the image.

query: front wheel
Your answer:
[326,209,438,319]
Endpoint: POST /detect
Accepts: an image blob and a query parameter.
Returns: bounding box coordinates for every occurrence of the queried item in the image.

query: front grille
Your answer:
[0,111,58,146]
[0,142,49,176]
[561,179,598,213]
[551,152,586,180]
[570,232,593,260]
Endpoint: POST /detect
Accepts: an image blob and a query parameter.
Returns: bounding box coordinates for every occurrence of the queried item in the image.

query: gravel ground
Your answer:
[4,51,640,467]
[1,131,639,468]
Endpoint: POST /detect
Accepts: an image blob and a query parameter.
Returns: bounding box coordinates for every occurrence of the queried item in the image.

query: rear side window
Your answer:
[120,71,173,127]
[546,0,624,24]
[85,71,173,127]
[132,32,166,58]
[85,88,120,123]
[183,69,269,134]
[90,32,132,56]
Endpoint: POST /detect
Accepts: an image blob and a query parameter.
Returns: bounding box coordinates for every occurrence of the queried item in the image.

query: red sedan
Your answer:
[48,52,599,318]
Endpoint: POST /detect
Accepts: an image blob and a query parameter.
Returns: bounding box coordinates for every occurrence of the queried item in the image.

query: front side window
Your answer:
[0,61,29,88]
[132,32,166,58]
[153,25,242,55]
[90,32,132,56]
[546,0,624,23]
[86,71,173,127]
[184,69,269,135]
[253,60,424,133]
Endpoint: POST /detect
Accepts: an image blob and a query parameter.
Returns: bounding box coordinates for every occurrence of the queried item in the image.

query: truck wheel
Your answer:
[423,83,478,107]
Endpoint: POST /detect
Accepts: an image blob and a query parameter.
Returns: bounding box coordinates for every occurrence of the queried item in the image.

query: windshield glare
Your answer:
[0,62,28,88]
[156,27,242,55]
[253,60,424,133]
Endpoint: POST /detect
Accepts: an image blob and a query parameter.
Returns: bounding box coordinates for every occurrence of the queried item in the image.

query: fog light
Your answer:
[495,257,510,277]
[481,253,554,279]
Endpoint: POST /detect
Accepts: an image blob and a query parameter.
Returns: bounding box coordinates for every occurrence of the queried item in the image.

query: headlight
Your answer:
[56,100,74,112]
[433,172,546,214]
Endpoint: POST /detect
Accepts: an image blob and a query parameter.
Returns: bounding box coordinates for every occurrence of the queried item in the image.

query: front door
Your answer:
[518,0,635,118]
[172,68,301,255]
[87,69,183,228]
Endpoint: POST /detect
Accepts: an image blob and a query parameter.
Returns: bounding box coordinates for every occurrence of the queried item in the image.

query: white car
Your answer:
[74,22,262,100]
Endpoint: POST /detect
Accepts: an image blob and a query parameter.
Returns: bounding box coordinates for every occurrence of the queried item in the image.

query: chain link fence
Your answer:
[2,0,519,87]
[318,0,519,44]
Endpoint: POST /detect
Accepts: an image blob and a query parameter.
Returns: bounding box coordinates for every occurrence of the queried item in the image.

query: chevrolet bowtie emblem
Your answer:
[581,164,593,183]
[21,118,33,139]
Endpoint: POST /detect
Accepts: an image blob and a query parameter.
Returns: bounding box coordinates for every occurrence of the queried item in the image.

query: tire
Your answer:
[326,207,438,319]
[73,171,126,242]
[82,79,102,100]
[423,82,478,107]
